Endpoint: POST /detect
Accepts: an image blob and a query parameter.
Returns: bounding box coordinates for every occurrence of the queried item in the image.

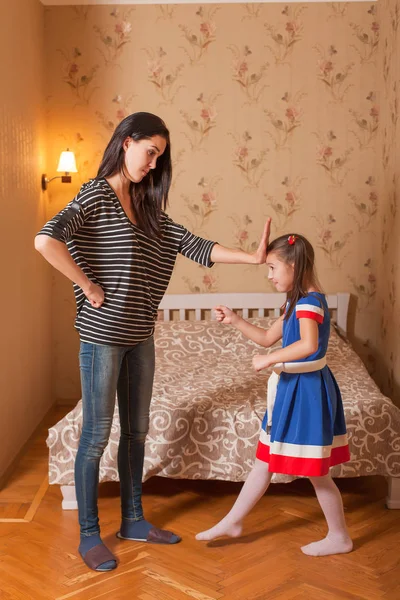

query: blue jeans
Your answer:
[75,336,155,537]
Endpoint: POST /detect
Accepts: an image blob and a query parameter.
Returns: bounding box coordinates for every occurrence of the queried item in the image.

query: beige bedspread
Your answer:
[47,318,400,485]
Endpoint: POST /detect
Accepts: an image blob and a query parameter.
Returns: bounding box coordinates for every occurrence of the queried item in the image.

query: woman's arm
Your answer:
[252,318,319,371]
[210,218,271,265]
[35,192,105,308]
[34,236,104,308]
[215,306,283,348]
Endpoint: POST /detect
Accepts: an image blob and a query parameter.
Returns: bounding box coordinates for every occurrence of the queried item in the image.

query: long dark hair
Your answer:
[97,112,172,238]
[267,234,322,320]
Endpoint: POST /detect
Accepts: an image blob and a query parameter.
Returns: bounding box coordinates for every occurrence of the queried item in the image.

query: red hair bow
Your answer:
[288,235,297,245]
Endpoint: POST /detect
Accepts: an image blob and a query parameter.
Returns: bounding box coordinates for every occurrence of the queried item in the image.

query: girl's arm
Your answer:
[210,219,271,265]
[215,306,283,348]
[253,318,318,371]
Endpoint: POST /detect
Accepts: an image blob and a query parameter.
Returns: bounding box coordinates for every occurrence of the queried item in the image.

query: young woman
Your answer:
[35,112,270,572]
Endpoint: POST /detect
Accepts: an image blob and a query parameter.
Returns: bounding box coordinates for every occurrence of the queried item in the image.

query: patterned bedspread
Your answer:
[47,318,400,485]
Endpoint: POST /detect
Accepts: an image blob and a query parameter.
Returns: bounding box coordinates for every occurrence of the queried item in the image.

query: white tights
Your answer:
[196,459,353,556]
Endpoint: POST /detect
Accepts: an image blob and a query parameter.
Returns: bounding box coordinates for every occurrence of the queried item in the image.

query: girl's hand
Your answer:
[83,281,104,308]
[214,305,238,325]
[251,218,271,265]
[252,354,272,372]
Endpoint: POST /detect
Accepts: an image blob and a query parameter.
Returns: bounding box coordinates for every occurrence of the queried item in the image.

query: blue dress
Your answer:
[256,292,350,477]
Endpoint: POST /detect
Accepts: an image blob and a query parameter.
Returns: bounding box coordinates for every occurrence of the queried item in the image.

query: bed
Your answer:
[46,293,400,510]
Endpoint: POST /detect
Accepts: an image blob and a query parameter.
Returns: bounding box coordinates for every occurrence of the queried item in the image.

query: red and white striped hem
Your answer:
[256,434,351,477]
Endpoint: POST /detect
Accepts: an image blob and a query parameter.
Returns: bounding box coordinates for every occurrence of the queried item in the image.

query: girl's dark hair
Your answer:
[266,234,321,320]
[97,112,172,238]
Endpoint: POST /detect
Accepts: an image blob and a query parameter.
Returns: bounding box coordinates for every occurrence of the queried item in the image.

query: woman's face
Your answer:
[123,135,167,183]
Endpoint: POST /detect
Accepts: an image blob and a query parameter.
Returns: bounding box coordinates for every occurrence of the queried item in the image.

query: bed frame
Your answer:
[59,292,400,510]
[159,292,350,334]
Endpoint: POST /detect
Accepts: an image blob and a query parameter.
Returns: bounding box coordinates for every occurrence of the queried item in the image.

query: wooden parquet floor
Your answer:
[0,406,399,600]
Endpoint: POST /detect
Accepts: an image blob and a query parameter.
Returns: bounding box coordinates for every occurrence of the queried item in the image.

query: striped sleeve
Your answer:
[36,183,99,243]
[295,295,324,324]
[177,225,217,267]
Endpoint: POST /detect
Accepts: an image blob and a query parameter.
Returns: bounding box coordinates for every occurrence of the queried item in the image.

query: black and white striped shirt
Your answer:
[37,177,216,346]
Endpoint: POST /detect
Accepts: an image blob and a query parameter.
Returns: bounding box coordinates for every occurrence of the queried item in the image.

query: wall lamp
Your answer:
[41,149,78,191]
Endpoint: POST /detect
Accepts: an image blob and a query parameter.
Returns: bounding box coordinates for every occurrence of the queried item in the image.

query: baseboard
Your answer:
[386,497,400,509]
[56,397,80,407]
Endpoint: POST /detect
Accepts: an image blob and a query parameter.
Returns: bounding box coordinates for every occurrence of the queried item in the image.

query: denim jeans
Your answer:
[75,336,155,537]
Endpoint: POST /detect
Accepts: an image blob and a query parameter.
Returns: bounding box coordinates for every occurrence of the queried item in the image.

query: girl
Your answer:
[196,233,353,557]
[35,112,270,572]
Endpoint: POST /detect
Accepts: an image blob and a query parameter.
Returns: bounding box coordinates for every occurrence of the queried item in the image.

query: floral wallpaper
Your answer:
[376,0,400,404]
[43,3,385,402]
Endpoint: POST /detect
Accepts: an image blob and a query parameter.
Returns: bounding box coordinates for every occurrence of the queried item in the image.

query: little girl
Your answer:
[196,233,353,556]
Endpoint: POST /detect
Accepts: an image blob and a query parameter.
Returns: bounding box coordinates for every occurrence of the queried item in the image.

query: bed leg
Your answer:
[386,477,400,509]
[61,485,78,510]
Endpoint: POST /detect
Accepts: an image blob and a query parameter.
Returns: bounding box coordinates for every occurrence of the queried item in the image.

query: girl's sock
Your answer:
[196,459,272,541]
[302,474,353,557]
[301,533,353,556]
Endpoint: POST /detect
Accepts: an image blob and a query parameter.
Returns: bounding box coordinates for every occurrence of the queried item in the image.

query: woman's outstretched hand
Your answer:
[214,305,239,325]
[252,218,271,265]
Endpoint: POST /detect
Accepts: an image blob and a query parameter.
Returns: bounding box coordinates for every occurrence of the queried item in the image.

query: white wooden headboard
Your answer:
[159,293,350,336]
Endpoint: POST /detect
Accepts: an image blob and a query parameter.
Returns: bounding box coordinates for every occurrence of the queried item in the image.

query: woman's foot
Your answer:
[79,534,117,571]
[301,533,353,557]
[196,519,243,542]
[117,518,181,544]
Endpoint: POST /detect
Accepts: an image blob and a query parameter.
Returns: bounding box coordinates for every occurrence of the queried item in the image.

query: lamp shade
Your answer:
[57,150,77,173]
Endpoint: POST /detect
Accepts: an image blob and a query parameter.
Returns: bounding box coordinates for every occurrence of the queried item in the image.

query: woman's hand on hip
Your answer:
[83,281,104,308]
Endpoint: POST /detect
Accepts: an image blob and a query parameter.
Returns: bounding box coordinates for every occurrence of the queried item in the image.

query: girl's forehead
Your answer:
[266,251,280,264]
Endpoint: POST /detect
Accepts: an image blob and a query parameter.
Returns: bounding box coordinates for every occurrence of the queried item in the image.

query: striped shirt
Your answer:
[37,177,216,346]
